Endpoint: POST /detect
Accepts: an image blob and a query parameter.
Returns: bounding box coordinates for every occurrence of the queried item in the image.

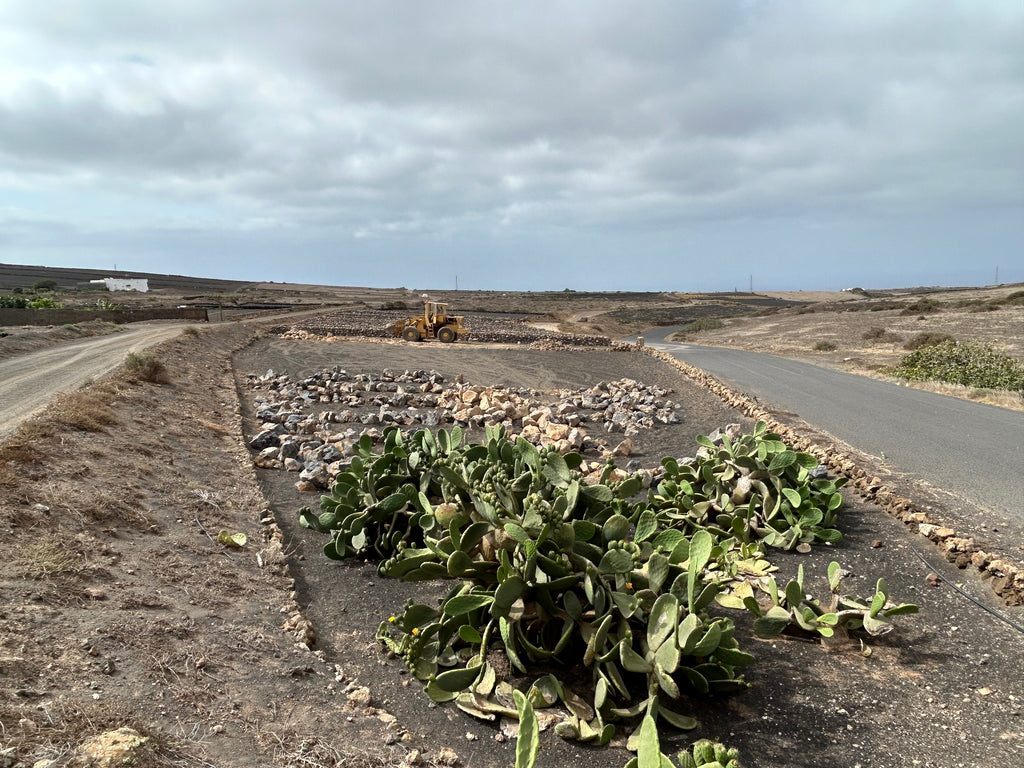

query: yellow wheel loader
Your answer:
[392,299,467,343]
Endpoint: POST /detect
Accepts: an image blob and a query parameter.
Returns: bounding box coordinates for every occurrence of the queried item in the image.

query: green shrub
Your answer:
[813,340,837,351]
[32,279,57,291]
[181,325,201,337]
[0,295,28,308]
[27,297,63,309]
[886,340,1024,391]
[122,351,169,383]
[904,332,955,351]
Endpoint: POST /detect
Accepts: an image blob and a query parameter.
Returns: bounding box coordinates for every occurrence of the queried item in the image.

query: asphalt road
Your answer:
[642,328,1024,524]
[0,323,188,440]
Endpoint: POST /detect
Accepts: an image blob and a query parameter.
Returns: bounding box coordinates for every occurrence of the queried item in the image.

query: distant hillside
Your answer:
[0,263,252,292]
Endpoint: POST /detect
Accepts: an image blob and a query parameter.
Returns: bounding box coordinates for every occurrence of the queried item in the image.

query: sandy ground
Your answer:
[0,325,1022,768]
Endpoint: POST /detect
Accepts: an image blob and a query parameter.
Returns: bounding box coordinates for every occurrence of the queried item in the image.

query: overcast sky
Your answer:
[1,1,1021,291]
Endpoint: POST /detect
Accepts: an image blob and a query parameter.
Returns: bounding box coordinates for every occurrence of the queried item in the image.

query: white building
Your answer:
[90,278,149,293]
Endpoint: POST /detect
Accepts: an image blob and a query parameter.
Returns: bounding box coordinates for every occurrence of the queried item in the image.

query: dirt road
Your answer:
[0,322,188,439]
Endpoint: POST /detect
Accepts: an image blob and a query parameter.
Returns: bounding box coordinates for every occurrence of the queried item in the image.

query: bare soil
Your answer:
[2,321,1021,768]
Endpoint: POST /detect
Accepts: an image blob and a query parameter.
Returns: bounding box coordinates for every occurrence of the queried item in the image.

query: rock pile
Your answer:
[273,309,611,347]
[245,367,680,493]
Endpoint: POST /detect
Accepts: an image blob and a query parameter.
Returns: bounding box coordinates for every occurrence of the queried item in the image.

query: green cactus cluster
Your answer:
[648,421,845,550]
[746,561,918,643]
[625,712,740,768]
[298,420,915,756]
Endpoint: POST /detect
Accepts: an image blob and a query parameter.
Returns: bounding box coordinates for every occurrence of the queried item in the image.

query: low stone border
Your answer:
[275,309,611,347]
[640,346,1024,606]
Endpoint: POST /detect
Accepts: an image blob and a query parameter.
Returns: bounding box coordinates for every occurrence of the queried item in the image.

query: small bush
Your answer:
[862,327,902,343]
[683,317,725,333]
[971,302,1001,313]
[886,340,1024,391]
[122,351,169,384]
[814,340,837,351]
[0,295,28,308]
[181,326,200,337]
[899,298,942,316]
[50,391,116,432]
[0,421,51,463]
[27,296,63,309]
[32,279,58,291]
[1003,290,1024,305]
[904,332,955,351]
[17,534,86,580]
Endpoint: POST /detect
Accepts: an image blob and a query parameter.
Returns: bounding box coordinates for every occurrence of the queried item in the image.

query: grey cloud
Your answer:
[0,1,1020,288]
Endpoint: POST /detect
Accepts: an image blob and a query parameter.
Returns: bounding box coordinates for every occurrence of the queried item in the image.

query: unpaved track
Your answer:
[0,322,188,439]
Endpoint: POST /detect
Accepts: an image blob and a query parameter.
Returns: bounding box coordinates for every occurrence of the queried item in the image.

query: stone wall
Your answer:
[0,307,208,326]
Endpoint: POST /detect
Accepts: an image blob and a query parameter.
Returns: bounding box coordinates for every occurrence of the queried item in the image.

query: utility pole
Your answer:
[455,275,459,291]
[995,265,999,285]
[749,275,753,293]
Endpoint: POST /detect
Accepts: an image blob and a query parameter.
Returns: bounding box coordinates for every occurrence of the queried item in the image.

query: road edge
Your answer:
[639,345,1024,606]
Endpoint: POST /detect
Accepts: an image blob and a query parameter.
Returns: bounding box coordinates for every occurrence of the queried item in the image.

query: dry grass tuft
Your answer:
[15,532,87,581]
[122,351,170,384]
[41,480,151,528]
[252,726,400,768]
[875,373,1024,412]
[49,389,118,432]
[0,698,181,768]
[0,420,53,463]
[196,418,230,436]
[0,461,18,487]
[862,326,903,344]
